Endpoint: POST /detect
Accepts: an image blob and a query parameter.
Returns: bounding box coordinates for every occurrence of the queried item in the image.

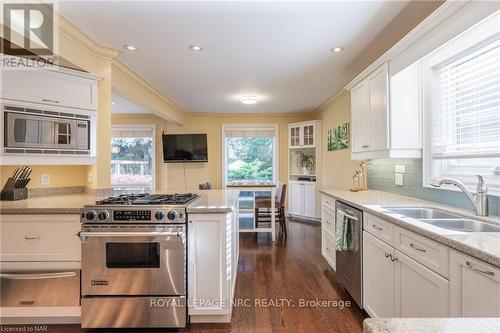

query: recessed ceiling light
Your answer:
[111,101,116,105]
[331,47,343,53]
[240,96,259,105]
[123,44,138,51]
[189,45,203,52]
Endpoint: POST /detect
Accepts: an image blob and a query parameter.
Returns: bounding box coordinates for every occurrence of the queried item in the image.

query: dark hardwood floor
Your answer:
[1,219,366,333]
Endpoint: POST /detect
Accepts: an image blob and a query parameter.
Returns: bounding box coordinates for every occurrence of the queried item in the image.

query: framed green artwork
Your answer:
[328,122,349,151]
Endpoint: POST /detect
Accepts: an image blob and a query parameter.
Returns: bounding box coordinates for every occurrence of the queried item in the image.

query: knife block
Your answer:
[1,178,28,201]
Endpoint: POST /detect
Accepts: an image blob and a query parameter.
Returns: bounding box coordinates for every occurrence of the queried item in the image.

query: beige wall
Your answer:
[0,165,88,189]
[314,91,359,190]
[113,113,311,191]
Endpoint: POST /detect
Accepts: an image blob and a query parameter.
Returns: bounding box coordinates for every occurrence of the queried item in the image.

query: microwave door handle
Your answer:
[0,272,77,280]
[78,231,182,238]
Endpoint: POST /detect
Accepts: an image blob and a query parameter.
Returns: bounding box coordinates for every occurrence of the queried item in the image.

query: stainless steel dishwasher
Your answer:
[335,200,363,308]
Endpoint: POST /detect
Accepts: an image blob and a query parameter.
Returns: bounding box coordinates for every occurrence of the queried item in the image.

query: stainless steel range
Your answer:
[79,193,199,329]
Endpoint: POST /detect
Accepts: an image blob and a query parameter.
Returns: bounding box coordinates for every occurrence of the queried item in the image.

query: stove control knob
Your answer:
[167,211,178,221]
[155,211,166,221]
[85,210,97,221]
[98,210,109,221]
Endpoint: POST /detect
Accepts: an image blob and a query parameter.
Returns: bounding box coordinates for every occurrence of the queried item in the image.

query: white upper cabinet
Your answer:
[350,62,421,160]
[289,122,315,148]
[1,67,99,111]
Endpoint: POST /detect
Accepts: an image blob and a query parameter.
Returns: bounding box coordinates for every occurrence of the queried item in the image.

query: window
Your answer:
[222,125,278,186]
[111,126,155,192]
[423,12,500,194]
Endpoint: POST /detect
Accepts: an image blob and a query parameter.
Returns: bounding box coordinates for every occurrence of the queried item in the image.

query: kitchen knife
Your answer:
[11,168,19,178]
[12,168,21,180]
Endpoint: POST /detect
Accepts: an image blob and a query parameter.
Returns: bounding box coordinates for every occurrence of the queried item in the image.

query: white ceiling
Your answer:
[59,1,409,113]
[111,93,148,114]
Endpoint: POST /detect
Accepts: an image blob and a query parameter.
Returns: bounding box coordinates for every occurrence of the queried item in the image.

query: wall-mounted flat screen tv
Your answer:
[162,134,208,163]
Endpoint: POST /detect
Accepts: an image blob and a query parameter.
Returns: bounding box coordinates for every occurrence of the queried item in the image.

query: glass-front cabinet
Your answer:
[288,123,315,148]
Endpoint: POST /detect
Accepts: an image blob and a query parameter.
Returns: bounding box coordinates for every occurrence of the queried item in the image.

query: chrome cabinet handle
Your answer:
[466,261,495,277]
[372,224,383,231]
[42,98,60,103]
[410,243,426,252]
[24,235,40,240]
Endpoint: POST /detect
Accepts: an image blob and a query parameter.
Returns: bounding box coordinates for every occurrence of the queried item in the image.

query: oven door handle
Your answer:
[0,272,77,280]
[78,231,182,239]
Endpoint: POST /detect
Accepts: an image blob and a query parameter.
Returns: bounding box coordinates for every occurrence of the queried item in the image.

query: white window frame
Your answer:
[422,11,500,196]
[111,124,156,192]
[221,124,279,188]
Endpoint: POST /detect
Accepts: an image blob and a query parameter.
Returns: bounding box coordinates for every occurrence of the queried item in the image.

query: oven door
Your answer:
[80,226,185,296]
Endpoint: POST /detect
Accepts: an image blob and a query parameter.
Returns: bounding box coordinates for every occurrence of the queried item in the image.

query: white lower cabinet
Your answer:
[363,232,396,318]
[450,251,500,317]
[363,231,449,318]
[321,203,336,270]
[396,249,449,317]
[289,181,317,219]
[187,212,238,322]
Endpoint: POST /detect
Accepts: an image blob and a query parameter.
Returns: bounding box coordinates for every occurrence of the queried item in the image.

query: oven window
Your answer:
[105,243,160,268]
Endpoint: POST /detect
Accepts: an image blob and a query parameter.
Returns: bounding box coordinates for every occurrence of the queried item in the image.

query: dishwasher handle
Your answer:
[0,272,77,280]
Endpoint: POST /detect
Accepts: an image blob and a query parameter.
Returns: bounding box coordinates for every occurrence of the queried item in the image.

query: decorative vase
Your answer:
[302,167,310,175]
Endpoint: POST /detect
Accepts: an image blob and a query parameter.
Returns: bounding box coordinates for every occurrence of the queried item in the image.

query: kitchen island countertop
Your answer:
[363,318,500,333]
[0,190,240,215]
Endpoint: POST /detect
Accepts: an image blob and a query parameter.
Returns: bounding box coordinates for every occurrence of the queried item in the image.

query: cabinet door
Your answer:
[321,230,336,270]
[450,251,500,317]
[289,126,301,148]
[351,81,370,153]
[367,63,389,151]
[289,182,303,215]
[302,124,315,147]
[363,232,396,318]
[302,182,316,218]
[188,215,230,315]
[1,69,98,110]
[396,250,449,317]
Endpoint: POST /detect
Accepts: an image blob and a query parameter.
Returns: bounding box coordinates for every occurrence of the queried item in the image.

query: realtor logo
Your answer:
[2,3,54,56]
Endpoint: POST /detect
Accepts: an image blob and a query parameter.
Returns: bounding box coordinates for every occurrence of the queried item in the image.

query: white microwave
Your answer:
[3,104,91,155]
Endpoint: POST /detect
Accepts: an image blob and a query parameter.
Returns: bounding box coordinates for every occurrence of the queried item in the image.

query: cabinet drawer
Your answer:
[321,206,336,236]
[321,195,335,211]
[0,215,80,262]
[395,227,449,278]
[321,230,336,271]
[364,213,394,246]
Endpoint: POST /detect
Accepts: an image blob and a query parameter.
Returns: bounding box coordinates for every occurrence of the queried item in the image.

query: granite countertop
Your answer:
[0,190,240,215]
[363,318,500,333]
[187,190,240,213]
[320,189,500,267]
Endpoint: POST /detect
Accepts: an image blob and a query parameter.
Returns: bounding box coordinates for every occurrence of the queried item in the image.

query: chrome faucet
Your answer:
[431,175,488,216]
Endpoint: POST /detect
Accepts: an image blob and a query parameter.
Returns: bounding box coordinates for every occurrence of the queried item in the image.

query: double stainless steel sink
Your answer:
[381,207,500,233]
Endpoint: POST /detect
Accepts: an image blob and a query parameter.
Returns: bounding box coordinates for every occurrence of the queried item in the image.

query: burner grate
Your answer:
[95,193,198,205]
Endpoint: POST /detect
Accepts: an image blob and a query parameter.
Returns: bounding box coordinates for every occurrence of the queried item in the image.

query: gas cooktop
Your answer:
[95,193,199,206]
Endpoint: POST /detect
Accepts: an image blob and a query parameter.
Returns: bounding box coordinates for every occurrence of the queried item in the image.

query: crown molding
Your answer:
[312,88,347,114]
[111,60,187,116]
[57,15,121,60]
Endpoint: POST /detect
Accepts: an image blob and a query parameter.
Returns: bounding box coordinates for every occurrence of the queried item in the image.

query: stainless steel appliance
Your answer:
[3,104,91,154]
[0,270,80,307]
[80,193,199,329]
[335,200,363,308]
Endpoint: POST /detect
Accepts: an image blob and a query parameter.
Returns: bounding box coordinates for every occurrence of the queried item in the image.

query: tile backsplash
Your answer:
[367,159,499,216]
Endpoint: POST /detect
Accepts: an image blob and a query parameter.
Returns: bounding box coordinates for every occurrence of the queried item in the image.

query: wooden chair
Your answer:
[198,181,212,190]
[254,182,287,237]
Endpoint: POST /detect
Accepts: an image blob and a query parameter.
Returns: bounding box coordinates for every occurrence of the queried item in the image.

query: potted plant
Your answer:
[296,150,315,175]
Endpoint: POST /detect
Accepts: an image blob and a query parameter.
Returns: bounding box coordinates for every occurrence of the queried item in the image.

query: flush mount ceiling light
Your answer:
[240,96,259,105]
[189,45,203,52]
[111,101,116,105]
[331,47,343,53]
[123,44,138,51]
